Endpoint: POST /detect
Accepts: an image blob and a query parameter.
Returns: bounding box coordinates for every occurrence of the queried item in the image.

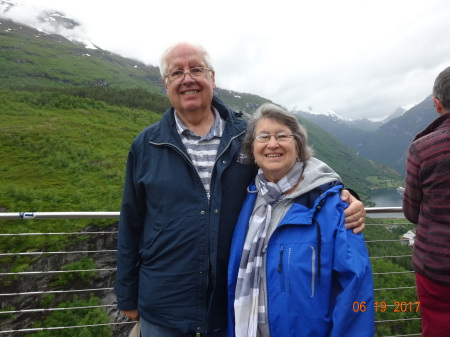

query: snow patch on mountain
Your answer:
[402,103,417,112]
[0,0,96,49]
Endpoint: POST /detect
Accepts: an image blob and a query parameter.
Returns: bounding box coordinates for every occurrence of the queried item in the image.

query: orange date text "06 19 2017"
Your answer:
[352,301,420,313]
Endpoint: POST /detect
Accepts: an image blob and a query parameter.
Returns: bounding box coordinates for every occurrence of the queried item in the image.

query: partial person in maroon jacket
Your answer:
[403,65,450,337]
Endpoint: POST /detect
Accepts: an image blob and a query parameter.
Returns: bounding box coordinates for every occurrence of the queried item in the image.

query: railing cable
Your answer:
[0,231,117,236]
[0,304,116,315]
[0,287,113,296]
[0,250,116,257]
[0,322,134,335]
[0,268,116,276]
[370,254,412,259]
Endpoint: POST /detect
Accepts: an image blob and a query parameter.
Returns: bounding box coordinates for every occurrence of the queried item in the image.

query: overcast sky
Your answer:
[5,0,450,120]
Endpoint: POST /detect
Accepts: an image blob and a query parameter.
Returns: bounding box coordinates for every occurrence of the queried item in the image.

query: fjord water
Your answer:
[368,188,406,219]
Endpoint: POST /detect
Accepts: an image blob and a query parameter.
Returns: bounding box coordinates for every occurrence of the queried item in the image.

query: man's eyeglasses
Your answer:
[254,132,294,143]
[165,67,211,83]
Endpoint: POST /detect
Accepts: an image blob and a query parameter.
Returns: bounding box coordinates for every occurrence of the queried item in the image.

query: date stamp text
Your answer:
[352,301,420,312]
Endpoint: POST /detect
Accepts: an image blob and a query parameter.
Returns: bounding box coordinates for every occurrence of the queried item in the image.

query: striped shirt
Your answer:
[174,108,225,199]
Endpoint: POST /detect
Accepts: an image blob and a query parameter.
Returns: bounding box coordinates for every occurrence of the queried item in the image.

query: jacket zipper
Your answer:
[310,246,315,297]
[278,245,285,292]
[214,130,244,163]
[210,130,244,197]
[287,247,292,294]
[149,140,215,328]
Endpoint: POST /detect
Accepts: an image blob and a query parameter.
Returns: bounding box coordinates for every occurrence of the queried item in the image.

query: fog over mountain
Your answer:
[2,0,450,120]
[0,0,97,47]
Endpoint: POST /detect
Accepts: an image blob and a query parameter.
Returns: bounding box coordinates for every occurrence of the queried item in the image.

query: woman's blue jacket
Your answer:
[228,182,375,336]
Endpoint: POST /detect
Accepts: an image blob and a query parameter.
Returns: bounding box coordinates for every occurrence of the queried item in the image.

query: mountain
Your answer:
[294,110,376,154]
[0,19,160,88]
[0,14,403,204]
[295,109,383,133]
[295,99,435,176]
[382,106,408,124]
[1,0,85,38]
[354,96,436,175]
[295,104,413,139]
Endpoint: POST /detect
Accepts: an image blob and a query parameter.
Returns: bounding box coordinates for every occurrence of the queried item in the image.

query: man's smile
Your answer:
[181,90,199,95]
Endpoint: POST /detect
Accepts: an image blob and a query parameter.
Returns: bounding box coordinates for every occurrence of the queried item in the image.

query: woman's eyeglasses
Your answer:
[254,133,294,143]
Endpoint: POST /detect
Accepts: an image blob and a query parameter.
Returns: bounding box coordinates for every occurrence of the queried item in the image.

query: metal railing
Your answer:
[0,207,422,336]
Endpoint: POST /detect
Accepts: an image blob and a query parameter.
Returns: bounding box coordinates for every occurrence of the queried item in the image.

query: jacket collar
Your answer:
[148,95,245,144]
[414,112,450,141]
[281,182,342,225]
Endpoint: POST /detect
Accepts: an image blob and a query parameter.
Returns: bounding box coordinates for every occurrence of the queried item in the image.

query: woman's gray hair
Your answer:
[433,65,450,112]
[240,103,313,165]
[159,42,214,82]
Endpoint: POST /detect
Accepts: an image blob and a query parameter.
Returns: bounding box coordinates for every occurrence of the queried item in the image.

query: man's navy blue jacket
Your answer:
[115,96,256,334]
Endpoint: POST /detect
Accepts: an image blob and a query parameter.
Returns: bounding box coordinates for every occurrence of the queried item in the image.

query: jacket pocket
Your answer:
[138,219,170,264]
[276,244,316,297]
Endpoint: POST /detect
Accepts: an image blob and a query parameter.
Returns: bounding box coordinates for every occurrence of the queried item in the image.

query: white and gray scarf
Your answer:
[234,161,304,337]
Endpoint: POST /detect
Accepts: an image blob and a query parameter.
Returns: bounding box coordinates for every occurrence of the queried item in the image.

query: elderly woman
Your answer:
[228,104,374,337]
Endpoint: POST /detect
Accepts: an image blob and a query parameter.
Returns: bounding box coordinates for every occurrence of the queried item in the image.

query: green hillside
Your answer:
[0,17,402,218]
[0,19,163,92]
[0,88,161,213]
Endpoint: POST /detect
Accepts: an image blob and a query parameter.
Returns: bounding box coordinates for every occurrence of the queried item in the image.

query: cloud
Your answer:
[6,0,450,120]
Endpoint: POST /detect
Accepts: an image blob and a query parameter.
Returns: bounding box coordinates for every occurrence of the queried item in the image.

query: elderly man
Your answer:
[115,42,366,337]
[403,65,450,337]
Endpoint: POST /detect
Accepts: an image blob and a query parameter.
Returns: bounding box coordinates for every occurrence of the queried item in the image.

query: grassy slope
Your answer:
[0,19,163,91]
[0,18,403,219]
[0,89,160,213]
